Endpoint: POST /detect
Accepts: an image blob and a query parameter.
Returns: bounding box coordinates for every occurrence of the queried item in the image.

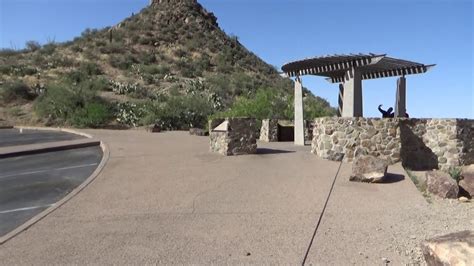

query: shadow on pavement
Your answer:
[380,173,405,184]
[256,148,296,155]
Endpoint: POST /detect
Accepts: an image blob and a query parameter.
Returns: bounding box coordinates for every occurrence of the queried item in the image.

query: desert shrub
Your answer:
[80,62,103,76]
[142,95,214,129]
[212,88,291,121]
[39,43,57,55]
[303,96,336,119]
[67,70,89,84]
[25,41,41,52]
[115,102,146,127]
[70,102,112,128]
[70,45,83,53]
[48,54,76,68]
[109,80,141,95]
[100,42,126,54]
[109,54,136,70]
[34,84,81,121]
[0,81,36,103]
[448,167,462,183]
[0,65,38,76]
[137,52,156,65]
[34,82,110,127]
[0,48,21,57]
[81,77,109,91]
[195,54,211,73]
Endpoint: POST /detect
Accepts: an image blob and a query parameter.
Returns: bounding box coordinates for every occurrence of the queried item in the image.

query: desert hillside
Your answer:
[0,0,335,129]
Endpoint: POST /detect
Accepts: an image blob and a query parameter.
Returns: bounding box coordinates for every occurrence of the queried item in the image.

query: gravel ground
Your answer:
[390,197,473,264]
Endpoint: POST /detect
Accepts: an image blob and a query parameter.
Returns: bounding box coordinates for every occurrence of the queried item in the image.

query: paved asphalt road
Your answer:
[0,146,103,237]
[0,128,84,147]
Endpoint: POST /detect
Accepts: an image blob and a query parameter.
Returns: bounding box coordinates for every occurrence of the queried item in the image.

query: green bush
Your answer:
[100,42,126,54]
[70,102,112,128]
[0,81,36,103]
[34,82,110,127]
[212,88,291,121]
[80,62,103,76]
[109,54,137,70]
[303,96,336,119]
[448,167,462,183]
[142,95,214,129]
[0,65,38,76]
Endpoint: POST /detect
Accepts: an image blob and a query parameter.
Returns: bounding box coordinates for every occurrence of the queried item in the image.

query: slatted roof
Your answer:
[281,53,435,83]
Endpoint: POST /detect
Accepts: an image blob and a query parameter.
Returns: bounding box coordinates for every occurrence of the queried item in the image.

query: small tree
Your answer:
[25,41,41,52]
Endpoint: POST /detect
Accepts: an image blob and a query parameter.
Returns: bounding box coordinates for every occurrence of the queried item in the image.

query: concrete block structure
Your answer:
[209,118,257,156]
[260,119,313,143]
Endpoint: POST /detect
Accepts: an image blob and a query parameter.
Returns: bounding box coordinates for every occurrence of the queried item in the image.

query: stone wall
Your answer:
[312,118,401,164]
[209,118,257,156]
[260,119,279,142]
[311,117,474,170]
[457,119,474,165]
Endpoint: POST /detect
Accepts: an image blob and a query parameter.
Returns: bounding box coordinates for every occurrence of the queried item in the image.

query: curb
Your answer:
[0,139,101,159]
[0,138,110,245]
[0,126,14,129]
[13,126,94,139]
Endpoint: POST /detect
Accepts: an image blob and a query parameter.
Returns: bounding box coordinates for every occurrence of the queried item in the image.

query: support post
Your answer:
[337,84,344,117]
[395,76,406,117]
[294,76,305,146]
[341,67,363,117]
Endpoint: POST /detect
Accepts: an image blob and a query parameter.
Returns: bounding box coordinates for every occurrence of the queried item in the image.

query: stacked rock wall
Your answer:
[312,117,474,170]
[260,119,279,142]
[457,119,474,165]
[209,118,257,156]
[312,118,401,163]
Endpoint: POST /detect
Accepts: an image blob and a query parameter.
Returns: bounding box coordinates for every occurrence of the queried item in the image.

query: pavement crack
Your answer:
[191,177,240,214]
[301,160,344,265]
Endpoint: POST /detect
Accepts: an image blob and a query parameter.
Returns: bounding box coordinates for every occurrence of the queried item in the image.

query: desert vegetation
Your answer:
[0,1,335,129]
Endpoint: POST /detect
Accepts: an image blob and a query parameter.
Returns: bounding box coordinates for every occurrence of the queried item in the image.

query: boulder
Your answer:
[189,128,208,136]
[422,230,474,265]
[147,124,161,133]
[459,165,474,198]
[350,155,388,183]
[426,170,459,199]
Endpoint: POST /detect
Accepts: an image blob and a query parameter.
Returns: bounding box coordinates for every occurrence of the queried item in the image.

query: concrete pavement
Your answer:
[0,130,431,264]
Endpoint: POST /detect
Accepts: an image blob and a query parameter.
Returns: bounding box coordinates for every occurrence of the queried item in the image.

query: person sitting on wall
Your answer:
[378,104,394,118]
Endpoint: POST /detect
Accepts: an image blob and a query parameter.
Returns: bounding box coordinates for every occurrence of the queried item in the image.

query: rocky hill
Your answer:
[0,0,335,129]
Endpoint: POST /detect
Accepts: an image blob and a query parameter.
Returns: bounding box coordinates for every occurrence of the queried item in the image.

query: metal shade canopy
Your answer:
[282,53,435,146]
[281,53,435,83]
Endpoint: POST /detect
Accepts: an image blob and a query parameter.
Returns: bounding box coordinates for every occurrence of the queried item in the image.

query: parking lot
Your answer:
[0,128,84,147]
[0,129,102,237]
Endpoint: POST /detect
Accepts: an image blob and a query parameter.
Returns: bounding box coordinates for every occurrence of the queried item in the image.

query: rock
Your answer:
[459,196,469,203]
[147,124,161,133]
[189,128,208,136]
[459,165,474,198]
[426,170,459,199]
[422,231,474,266]
[350,155,388,183]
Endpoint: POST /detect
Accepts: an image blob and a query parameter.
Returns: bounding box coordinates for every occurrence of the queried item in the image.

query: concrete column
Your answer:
[341,68,363,117]
[337,84,344,117]
[395,76,406,117]
[294,76,305,146]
